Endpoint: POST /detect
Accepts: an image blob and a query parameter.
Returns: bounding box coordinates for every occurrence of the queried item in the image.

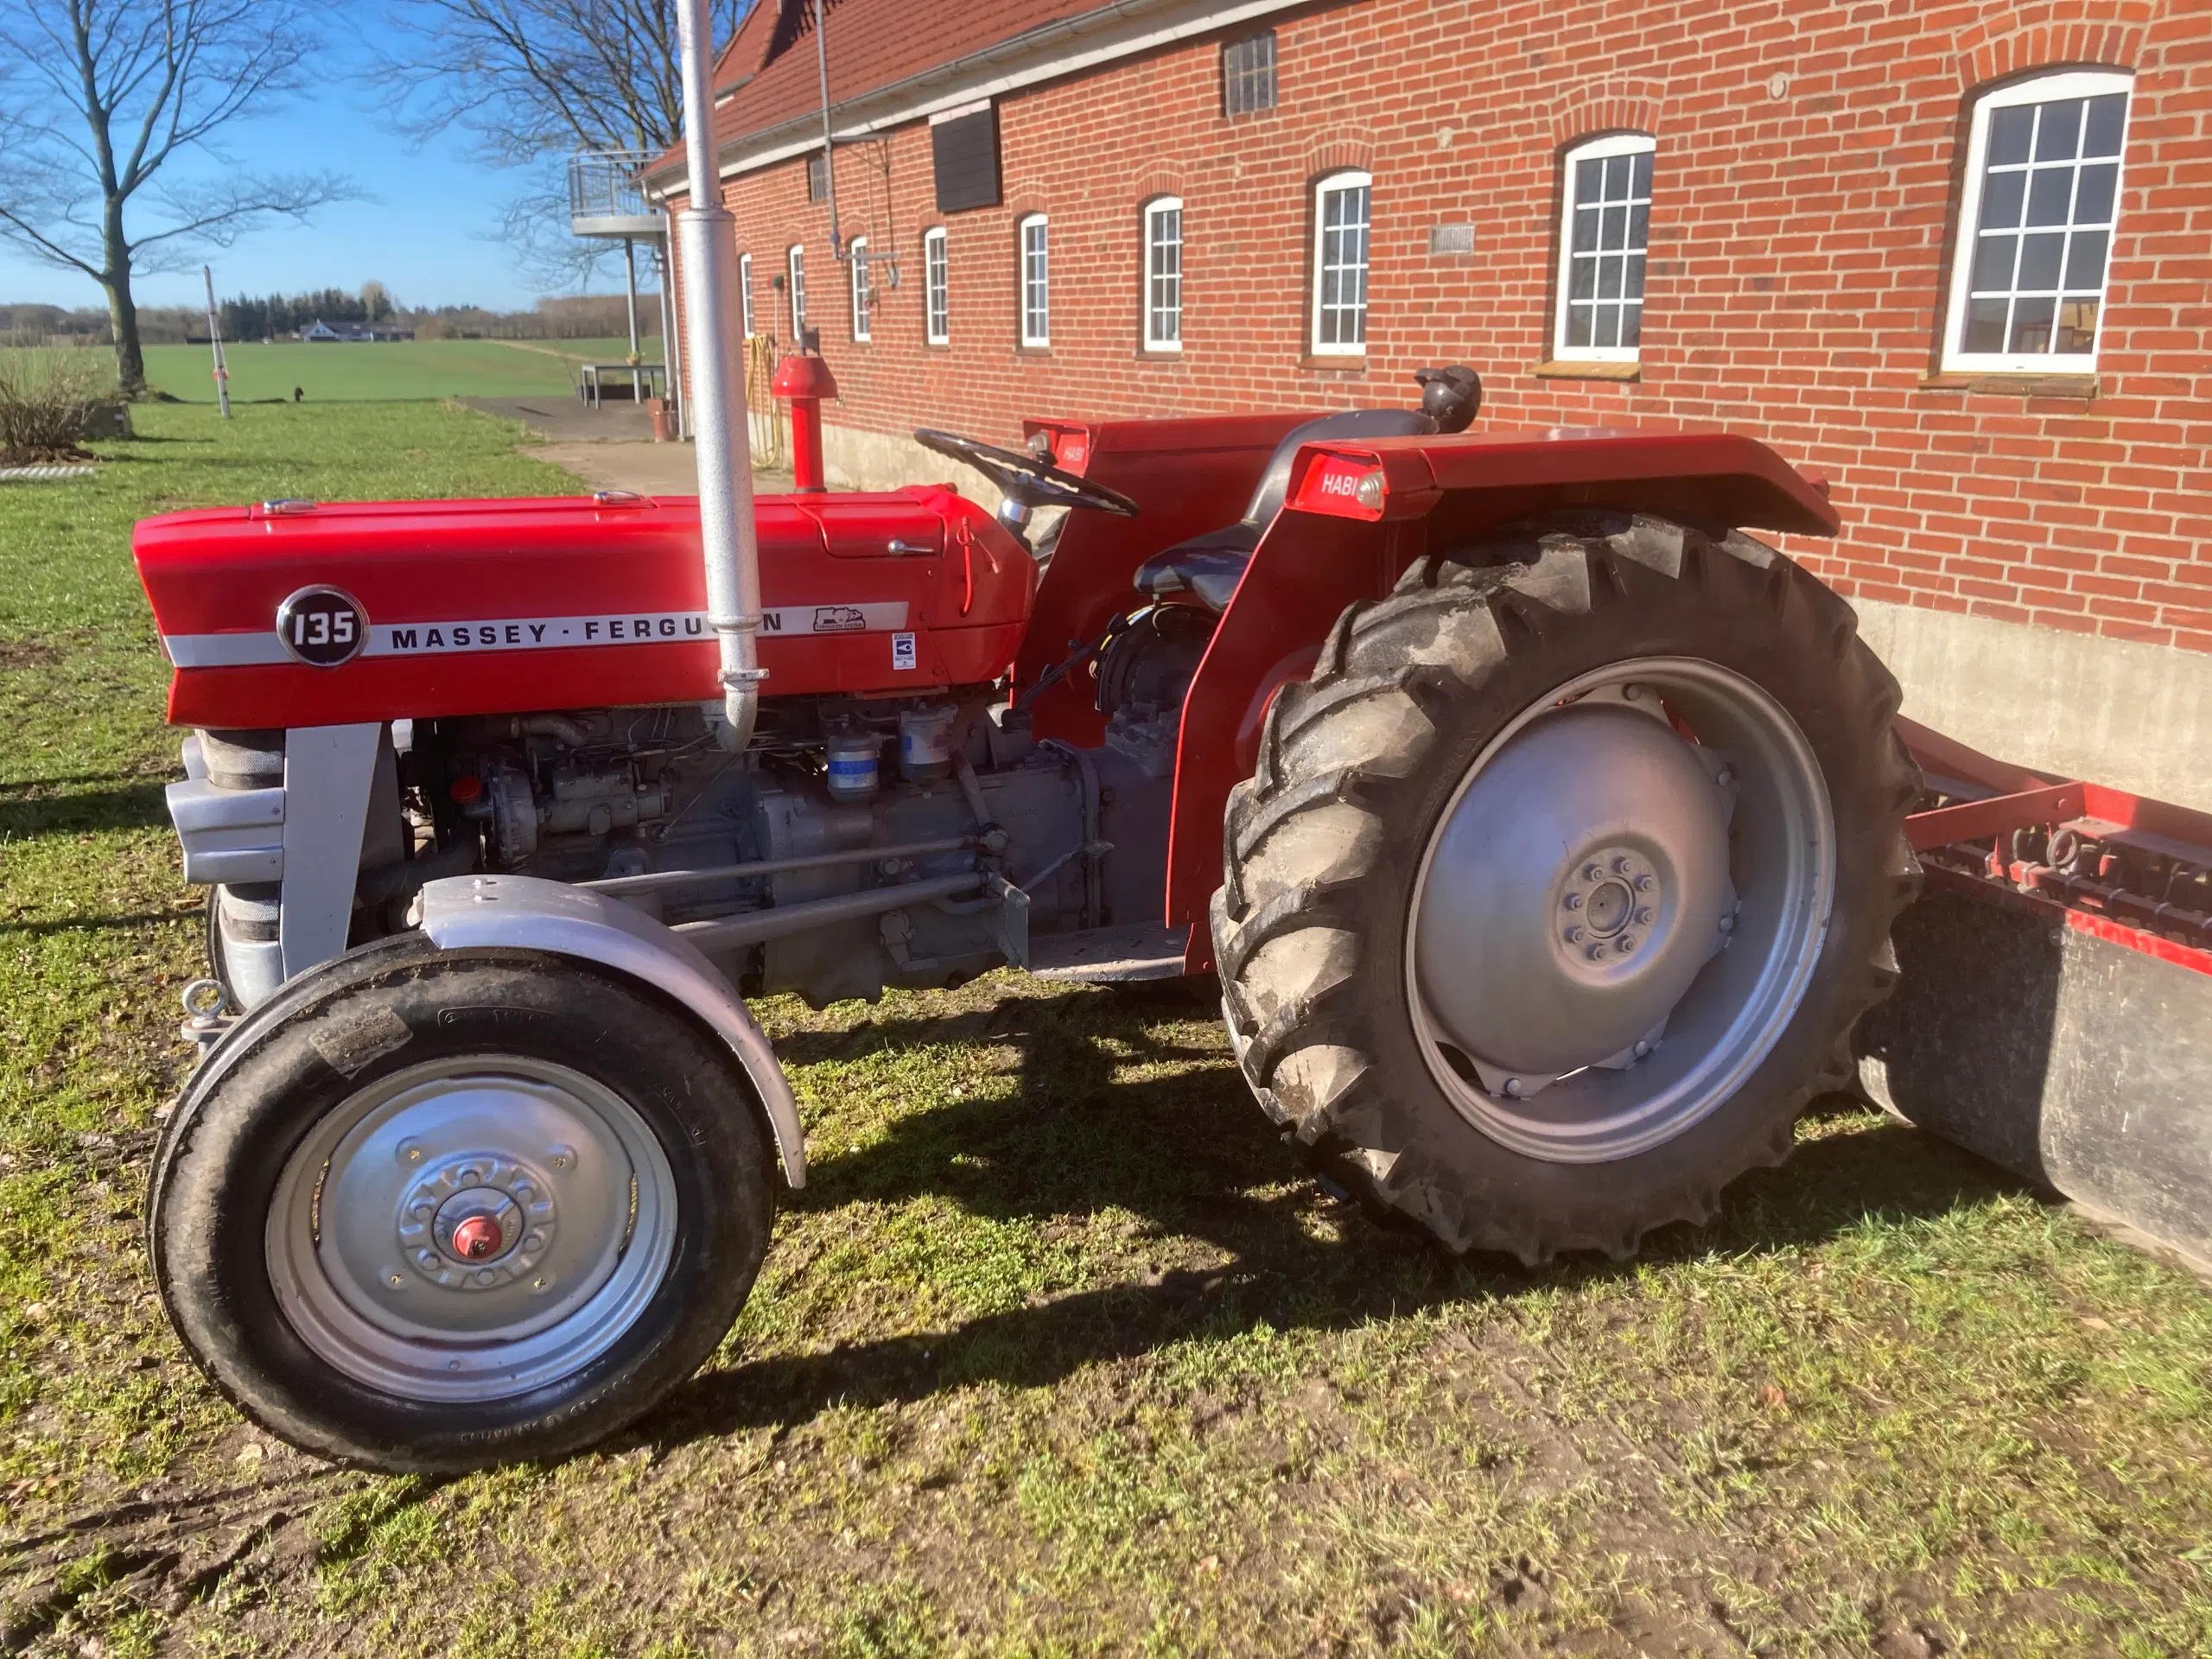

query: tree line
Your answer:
[2,291,655,349]
[217,285,397,340]
[0,302,201,350]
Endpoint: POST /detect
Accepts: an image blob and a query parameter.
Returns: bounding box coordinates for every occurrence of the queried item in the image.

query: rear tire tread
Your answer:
[1213,512,1920,1262]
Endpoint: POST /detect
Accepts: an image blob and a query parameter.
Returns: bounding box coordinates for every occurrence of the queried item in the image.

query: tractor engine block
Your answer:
[181,690,1177,1013]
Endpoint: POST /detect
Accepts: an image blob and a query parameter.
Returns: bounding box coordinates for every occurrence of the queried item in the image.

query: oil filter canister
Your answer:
[898,703,957,785]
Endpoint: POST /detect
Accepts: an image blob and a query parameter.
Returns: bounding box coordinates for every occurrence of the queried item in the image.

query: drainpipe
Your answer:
[815,0,842,258]
[657,212,687,437]
[675,0,765,751]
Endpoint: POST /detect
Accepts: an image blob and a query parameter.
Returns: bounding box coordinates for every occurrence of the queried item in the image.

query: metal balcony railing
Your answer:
[569,151,665,238]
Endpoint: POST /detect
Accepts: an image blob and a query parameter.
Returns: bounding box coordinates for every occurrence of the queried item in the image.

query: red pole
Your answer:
[770,350,838,493]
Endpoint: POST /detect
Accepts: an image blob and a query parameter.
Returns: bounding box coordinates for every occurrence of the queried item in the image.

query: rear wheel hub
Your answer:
[1408,660,1834,1163]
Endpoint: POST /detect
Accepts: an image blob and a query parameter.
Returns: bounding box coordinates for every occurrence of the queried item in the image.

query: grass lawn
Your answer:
[137,338,660,407]
[1,401,2209,1656]
[523,334,671,365]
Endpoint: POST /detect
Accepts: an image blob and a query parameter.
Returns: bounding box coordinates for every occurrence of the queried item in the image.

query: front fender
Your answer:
[417,874,806,1187]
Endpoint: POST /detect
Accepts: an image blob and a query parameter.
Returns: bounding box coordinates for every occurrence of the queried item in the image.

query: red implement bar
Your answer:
[1906,783,2086,853]
[1901,723,2212,977]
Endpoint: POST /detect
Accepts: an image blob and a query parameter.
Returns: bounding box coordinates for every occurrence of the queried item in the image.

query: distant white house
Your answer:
[296,319,414,343]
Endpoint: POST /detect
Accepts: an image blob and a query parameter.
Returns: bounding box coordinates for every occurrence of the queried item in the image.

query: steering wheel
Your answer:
[913,428,1141,518]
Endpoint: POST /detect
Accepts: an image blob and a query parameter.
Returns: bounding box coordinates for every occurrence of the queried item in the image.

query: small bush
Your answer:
[0,351,110,462]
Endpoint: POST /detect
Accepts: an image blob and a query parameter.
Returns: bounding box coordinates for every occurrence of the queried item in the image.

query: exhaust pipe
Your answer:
[674,0,766,750]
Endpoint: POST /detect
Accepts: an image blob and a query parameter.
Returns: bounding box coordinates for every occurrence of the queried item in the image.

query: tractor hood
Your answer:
[134,487,1033,729]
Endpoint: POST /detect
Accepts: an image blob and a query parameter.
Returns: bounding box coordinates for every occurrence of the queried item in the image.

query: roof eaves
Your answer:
[643,0,1312,196]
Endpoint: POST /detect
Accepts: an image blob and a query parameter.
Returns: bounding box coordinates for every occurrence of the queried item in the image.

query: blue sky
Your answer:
[0,37,585,315]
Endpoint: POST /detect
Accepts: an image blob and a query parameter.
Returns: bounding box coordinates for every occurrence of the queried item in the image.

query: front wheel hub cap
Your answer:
[267,1056,677,1402]
[1416,703,1731,1077]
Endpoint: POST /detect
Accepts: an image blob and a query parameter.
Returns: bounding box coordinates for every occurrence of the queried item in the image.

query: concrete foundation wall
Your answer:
[819,422,989,501]
[1858,598,2212,812]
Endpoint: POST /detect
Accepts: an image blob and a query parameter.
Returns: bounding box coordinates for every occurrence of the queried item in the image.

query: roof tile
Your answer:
[712,0,1106,149]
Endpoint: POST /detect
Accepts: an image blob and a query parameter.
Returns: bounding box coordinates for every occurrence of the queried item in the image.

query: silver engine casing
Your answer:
[174,694,1175,1011]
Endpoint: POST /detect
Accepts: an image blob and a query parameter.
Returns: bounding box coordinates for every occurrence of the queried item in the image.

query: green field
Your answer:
[138,336,667,405]
[2,403,2209,1656]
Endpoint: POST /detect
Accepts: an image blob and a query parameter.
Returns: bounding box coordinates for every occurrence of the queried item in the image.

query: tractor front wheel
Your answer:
[149,938,774,1471]
[1212,512,1919,1262]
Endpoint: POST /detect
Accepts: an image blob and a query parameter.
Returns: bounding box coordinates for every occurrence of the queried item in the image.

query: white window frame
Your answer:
[849,237,871,341]
[1143,196,1184,352]
[1019,213,1050,348]
[924,227,950,345]
[739,252,754,337]
[1942,68,2132,372]
[1554,132,1655,364]
[785,245,807,337]
[1310,169,1370,357]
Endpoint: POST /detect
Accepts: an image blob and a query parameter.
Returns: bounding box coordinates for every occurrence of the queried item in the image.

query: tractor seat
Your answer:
[1132,407,1437,613]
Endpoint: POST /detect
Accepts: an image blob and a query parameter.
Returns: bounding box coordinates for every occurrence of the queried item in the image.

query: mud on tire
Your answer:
[1211,512,1921,1263]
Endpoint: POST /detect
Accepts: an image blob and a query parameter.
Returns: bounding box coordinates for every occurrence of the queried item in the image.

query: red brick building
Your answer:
[652,0,2212,805]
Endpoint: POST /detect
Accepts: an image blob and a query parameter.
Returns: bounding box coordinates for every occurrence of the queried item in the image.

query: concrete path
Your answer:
[463,396,751,497]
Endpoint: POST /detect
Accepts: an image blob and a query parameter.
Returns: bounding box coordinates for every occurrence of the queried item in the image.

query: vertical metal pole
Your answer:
[624,237,643,404]
[676,0,764,751]
[202,266,231,419]
[653,237,680,433]
[660,209,689,438]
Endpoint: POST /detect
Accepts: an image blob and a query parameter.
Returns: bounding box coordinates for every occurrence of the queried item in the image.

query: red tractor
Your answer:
[127,11,2212,1476]
[137,357,1927,1471]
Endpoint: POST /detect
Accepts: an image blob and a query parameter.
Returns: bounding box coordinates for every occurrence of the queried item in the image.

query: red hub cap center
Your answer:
[449,1214,504,1260]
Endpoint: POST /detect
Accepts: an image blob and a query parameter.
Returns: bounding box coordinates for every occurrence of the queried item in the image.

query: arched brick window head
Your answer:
[1943,69,2131,372]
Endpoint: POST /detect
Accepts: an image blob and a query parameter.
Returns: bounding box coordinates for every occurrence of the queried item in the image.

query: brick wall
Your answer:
[673,0,2212,653]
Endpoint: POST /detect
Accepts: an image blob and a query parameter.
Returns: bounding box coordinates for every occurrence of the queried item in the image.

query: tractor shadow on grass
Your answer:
[0,776,173,837]
[652,980,2032,1448]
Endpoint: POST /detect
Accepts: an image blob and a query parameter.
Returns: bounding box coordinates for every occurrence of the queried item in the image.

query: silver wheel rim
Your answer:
[266,1055,678,1402]
[1406,657,1835,1163]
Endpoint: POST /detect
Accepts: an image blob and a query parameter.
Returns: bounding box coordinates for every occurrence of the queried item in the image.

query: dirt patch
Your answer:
[0,447,96,466]
[0,639,63,671]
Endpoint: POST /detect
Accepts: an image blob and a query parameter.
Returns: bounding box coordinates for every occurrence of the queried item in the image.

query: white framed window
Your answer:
[849,237,871,341]
[1555,132,1654,361]
[1943,70,2130,372]
[739,253,754,337]
[786,245,807,337]
[1311,169,1370,356]
[924,227,950,344]
[1019,213,1050,347]
[1143,197,1183,352]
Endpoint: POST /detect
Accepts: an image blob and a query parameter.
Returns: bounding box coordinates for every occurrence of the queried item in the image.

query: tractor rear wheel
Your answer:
[150,937,774,1471]
[1212,512,1919,1262]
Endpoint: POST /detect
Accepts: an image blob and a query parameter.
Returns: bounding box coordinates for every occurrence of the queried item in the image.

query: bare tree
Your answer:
[377,0,749,287]
[0,2,356,396]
